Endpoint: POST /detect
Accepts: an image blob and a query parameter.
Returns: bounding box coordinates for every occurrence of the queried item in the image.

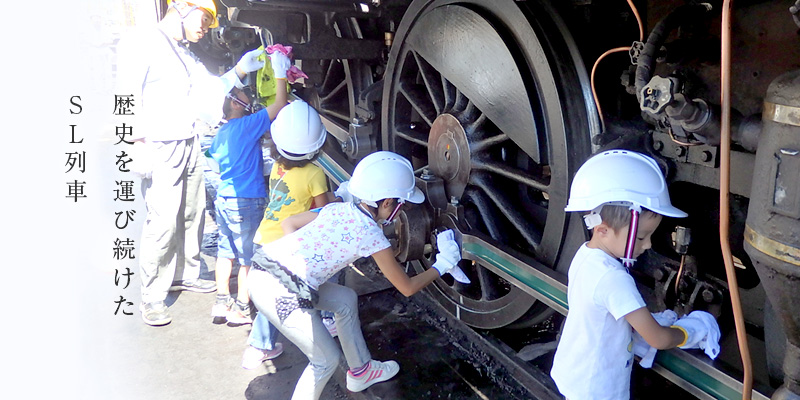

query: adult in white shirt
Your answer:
[116,0,288,326]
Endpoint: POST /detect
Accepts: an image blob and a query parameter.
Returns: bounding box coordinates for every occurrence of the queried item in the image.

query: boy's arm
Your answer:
[625,307,686,350]
[265,78,289,121]
[281,210,319,235]
[371,248,440,297]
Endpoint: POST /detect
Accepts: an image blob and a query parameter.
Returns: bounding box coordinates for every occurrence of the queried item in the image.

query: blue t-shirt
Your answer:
[210,109,271,198]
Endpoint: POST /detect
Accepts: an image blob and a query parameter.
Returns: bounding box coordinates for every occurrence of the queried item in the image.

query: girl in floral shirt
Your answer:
[248,151,465,399]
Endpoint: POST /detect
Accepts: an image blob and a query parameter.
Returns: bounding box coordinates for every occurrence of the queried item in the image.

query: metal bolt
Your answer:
[410,123,417,130]
[341,141,350,152]
[702,289,715,303]
[450,196,459,206]
[653,140,664,151]
[701,150,713,162]
[675,146,687,157]
[420,168,434,180]
[653,268,665,281]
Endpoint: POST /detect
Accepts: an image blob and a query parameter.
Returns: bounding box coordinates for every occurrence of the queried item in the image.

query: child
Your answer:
[241,100,335,369]
[550,149,720,400]
[208,50,290,326]
[247,151,468,399]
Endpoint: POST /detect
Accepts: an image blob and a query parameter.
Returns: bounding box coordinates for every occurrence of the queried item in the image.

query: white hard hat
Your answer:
[348,151,425,205]
[271,100,327,161]
[565,149,687,218]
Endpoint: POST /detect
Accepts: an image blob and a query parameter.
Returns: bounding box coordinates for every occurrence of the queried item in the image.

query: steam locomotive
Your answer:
[187,1,800,398]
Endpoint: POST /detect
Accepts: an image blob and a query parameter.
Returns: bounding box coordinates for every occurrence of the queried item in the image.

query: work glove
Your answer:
[672,310,721,359]
[432,230,471,284]
[334,181,355,203]
[237,48,266,74]
[268,51,292,80]
[632,310,678,368]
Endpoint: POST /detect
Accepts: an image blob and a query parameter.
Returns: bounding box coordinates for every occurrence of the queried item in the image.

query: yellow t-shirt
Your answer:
[253,162,328,245]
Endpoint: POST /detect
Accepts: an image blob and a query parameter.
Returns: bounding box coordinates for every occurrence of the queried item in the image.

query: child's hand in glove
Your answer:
[432,230,470,284]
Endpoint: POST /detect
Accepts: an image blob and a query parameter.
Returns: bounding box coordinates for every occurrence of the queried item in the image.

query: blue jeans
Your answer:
[215,197,267,266]
[249,311,279,350]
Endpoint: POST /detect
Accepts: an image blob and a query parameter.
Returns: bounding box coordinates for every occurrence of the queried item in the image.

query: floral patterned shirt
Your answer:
[260,202,390,289]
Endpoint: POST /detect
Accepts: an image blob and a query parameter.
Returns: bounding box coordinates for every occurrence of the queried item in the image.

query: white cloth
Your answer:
[260,202,390,289]
[116,26,235,142]
[551,243,646,400]
[433,230,470,284]
[632,310,678,368]
[334,180,356,203]
[674,311,721,359]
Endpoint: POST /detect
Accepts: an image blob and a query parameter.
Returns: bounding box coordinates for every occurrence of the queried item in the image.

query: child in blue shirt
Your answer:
[208,53,289,327]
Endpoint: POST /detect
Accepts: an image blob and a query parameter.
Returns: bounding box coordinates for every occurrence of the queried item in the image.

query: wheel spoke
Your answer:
[442,76,456,111]
[463,187,504,241]
[412,52,445,114]
[469,172,543,250]
[398,81,437,126]
[393,124,429,147]
[471,158,549,192]
[320,79,347,103]
[469,133,509,153]
[476,264,501,301]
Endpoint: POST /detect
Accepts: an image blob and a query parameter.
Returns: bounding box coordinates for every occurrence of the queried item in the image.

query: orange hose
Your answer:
[591,47,630,132]
[591,0,643,133]
[627,0,644,41]
[719,1,753,398]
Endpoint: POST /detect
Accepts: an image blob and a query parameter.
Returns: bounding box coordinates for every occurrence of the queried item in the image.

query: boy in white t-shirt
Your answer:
[550,150,720,400]
[247,151,468,399]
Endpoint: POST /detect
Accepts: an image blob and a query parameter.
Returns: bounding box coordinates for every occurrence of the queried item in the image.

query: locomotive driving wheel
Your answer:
[305,17,377,162]
[383,0,597,328]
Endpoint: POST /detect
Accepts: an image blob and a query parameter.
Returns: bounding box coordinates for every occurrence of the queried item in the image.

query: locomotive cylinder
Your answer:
[745,69,800,400]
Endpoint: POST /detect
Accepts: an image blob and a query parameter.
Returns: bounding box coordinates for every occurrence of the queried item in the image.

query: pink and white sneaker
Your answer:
[346,359,400,392]
[241,343,284,370]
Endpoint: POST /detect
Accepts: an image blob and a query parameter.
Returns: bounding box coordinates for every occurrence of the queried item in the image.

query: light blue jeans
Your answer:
[214,197,266,266]
[248,310,278,350]
[248,265,372,400]
[248,271,339,349]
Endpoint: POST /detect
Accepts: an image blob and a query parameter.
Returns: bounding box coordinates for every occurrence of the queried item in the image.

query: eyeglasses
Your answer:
[226,93,252,112]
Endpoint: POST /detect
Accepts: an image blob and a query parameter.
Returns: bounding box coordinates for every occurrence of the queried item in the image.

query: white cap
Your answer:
[348,151,425,205]
[566,149,687,218]
[271,100,327,160]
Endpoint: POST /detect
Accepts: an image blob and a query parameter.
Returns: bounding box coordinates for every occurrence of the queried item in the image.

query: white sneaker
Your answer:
[211,295,233,318]
[322,317,338,338]
[241,343,284,370]
[346,360,400,392]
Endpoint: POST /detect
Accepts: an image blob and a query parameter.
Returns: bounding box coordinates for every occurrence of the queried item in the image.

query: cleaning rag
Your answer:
[266,44,309,83]
[632,309,678,368]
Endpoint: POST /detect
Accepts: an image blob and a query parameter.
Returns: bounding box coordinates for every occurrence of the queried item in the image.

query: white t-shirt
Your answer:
[260,202,391,289]
[550,243,646,400]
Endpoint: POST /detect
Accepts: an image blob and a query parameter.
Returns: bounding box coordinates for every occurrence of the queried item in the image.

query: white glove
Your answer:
[335,181,355,203]
[633,310,678,368]
[431,230,470,284]
[237,48,266,74]
[268,51,292,79]
[672,310,721,359]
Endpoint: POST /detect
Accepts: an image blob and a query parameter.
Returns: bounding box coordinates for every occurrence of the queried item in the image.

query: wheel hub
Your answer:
[428,113,471,199]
